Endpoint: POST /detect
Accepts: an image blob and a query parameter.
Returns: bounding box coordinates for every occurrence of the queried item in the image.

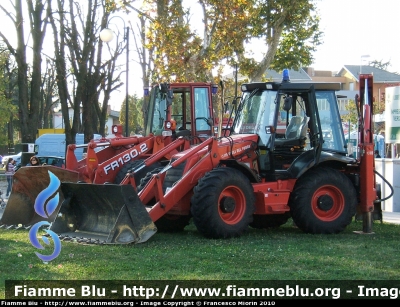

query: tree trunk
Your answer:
[49,0,75,150]
[15,0,30,142]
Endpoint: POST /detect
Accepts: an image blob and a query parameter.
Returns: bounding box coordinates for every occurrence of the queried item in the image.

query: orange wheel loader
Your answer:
[0,82,221,230]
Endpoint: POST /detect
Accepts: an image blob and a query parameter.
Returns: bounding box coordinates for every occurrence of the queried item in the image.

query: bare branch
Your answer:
[0,4,16,24]
[124,2,155,22]
[0,32,16,56]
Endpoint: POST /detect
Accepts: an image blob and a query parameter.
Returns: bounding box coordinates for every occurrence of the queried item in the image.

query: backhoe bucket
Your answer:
[50,183,157,244]
[0,166,81,227]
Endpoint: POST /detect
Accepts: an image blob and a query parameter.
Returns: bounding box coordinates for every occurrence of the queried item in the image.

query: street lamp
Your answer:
[100,17,130,137]
[360,54,370,74]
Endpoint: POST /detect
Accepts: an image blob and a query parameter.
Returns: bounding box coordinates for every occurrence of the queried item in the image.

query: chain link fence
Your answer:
[0,172,8,195]
[0,172,8,210]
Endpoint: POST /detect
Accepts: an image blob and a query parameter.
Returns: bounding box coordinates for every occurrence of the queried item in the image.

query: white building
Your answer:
[53,105,120,138]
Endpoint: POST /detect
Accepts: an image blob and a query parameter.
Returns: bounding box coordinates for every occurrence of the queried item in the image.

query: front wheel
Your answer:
[191,168,255,239]
[289,167,357,234]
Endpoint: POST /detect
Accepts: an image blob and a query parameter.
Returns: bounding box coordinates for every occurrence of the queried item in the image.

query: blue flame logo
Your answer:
[28,171,62,262]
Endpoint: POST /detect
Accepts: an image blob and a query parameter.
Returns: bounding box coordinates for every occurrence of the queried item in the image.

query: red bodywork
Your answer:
[65,132,189,184]
[63,81,218,185]
[130,134,295,223]
[357,74,377,214]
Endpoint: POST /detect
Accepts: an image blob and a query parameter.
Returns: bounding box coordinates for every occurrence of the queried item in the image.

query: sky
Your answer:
[1,0,399,111]
[122,0,400,109]
[311,0,400,73]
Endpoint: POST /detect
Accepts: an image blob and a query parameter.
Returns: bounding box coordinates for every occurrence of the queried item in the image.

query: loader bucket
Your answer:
[0,166,81,227]
[50,183,157,244]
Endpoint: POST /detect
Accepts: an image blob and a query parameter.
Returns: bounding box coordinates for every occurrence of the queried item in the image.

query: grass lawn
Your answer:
[1,219,400,298]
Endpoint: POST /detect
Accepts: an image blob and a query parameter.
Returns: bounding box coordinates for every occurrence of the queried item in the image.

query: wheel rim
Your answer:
[311,185,344,221]
[218,185,246,224]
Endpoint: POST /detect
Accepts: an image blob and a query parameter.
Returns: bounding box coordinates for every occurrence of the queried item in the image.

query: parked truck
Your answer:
[35,133,102,160]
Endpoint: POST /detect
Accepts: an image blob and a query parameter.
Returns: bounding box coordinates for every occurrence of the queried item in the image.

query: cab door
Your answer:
[191,86,213,137]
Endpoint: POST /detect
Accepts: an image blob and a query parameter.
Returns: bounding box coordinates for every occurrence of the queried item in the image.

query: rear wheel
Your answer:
[289,167,356,234]
[191,168,255,239]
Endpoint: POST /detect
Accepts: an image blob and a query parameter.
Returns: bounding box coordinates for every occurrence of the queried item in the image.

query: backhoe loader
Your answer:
[0,82,219,228]
[49,71,391,244]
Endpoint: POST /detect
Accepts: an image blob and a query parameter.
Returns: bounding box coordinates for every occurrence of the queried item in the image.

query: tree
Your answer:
[143,0,251,82]
[48,0,82,147]
[120,0,321,85]
[0,48,19,146]
[342,99,357,128]
[40,59,59,129]
[119,94,144,135]
[342,97,385,135]
[0,0,50,143]
[0,0,141,147]
[246,0,321,80]
[49,0,125,144]
[369,59,391,71]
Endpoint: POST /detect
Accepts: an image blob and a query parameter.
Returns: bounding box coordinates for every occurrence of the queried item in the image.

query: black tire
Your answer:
[114,159,163,186]
[162,162,185,191]
[138,164,190,232]
[289,167,357,234]
[154,214,191,232]
[114,159,144,184]
[137,167,164,192]
[191,167,255,239]
[250,212,291,229]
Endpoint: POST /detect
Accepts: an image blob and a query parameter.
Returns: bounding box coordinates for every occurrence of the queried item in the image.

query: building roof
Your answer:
[338,65,400,83]
[226,65,400,85]
[227,68,312,83]
[263,68,312,82]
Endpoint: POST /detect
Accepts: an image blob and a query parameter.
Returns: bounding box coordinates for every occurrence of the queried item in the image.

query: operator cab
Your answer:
[145,83,215,143]
[233,77,348,181]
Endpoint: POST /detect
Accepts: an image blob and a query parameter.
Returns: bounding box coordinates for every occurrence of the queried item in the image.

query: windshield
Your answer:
[234,90,278,146]
[148,86,167,134]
